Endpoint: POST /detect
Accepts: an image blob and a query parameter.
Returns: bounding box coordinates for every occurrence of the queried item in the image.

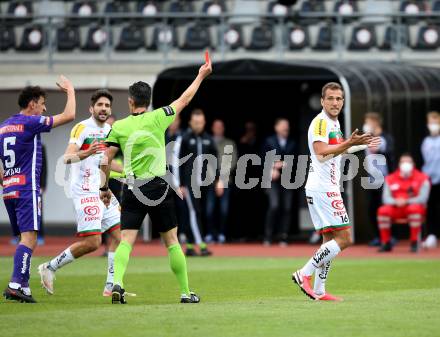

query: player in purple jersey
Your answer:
[0,75,76,303]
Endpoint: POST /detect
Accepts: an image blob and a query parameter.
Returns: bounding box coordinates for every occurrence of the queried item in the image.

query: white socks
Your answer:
[301,239,341,277]
[314,261,332,296]
[48,248,75,271]
[106,252,115,285]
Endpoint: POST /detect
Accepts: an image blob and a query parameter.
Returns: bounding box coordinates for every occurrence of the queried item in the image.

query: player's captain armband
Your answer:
[313,119,327,137]
[163,106,175,116]
[347,145,368,154]
[70,123,85,140]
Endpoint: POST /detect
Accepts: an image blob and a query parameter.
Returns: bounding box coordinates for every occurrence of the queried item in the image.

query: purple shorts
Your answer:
[3,190,41,236]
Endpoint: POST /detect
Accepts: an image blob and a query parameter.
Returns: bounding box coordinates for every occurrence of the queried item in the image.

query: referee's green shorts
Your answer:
[120,177,177,233]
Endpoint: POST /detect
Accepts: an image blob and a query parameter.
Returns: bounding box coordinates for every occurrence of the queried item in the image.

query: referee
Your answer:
[100,53,212,304]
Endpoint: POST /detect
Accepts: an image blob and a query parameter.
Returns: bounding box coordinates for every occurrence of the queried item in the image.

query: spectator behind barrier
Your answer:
[362,112,395,247]
[377,153,430,253]
[261,118,296,246]
[204,119,238,244]
[421,111,440,249]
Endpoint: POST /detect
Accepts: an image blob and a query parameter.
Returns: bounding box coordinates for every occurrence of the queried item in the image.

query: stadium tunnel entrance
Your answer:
[153,59,440,242]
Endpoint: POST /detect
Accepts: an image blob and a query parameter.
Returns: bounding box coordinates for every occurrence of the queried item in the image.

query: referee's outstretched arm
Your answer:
[170,52,212,116]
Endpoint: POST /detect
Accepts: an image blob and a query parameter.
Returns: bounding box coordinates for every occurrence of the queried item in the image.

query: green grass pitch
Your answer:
[0,257,439,337]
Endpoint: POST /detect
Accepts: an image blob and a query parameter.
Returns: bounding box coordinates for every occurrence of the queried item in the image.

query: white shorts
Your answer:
[305,190,351,233]
[73,193,120,237]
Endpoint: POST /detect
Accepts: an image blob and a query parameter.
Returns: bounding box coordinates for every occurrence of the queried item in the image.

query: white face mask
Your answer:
[400,162,414,175]
[428,123,440,135]
[362,123,373,134]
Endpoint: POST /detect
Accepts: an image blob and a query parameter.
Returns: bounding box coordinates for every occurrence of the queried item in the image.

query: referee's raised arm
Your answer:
[170,52,212,115]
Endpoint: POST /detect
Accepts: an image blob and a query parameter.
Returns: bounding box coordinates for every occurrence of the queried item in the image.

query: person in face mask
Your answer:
[377,154,430,252]
[421,111,440,248]
[362,112,395,247]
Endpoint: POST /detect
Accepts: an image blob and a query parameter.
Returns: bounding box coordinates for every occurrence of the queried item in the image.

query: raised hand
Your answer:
[56,75,74,93]
[198,51,212,79]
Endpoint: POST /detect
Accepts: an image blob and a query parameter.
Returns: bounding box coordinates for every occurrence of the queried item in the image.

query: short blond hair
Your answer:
[321,82,344,99]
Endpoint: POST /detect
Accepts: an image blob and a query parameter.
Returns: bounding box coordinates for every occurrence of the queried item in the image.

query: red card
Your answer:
[205,50,210,63]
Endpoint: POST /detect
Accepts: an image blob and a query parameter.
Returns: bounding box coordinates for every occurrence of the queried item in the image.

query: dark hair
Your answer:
[128,81,151,108]
[18,86,46,109]
[364,112,383,126]
[190,108,205,118]
[321,82,344,99]
[90,89,113,107]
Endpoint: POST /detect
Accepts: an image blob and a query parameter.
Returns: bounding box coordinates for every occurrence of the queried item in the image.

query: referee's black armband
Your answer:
[163,106,175,116]
[100,186,109,191]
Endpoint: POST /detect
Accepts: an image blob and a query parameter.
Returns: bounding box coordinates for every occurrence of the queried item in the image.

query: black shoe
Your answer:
[185,248,199,257]
[368,237,381,247]
[200,248,212,256]
[410,241,419,253]
[180,292,200,303]
[378,242,392,252]
[111,284,126,304]
[3,287,36,303]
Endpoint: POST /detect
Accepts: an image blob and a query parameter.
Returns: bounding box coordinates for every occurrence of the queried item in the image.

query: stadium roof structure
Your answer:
[154,59,440,240]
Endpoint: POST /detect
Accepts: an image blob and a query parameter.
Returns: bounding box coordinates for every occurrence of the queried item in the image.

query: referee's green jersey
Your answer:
[106,105,176,179]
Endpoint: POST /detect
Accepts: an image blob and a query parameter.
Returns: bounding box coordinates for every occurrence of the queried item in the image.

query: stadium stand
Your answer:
[0,0,439,66]
[286,25,309,49]
[17,24,44,51]
[56,25,81,51]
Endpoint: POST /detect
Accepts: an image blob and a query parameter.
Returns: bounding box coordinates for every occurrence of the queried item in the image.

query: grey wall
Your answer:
[0,89,131,228]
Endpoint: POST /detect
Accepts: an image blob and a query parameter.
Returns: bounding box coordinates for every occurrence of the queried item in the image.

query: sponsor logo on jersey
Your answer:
[81,196,100,204]
[331,199,345,210]
[39,116,51,126]
[84,205,100,216]
[0,124,24,134]
[326,192,340,198]
[313,119,327,137]
[3,167,21,177]
[390,183,400,191]
[333,210,347,217]
[2,191,20,199]
[330,162,337,185]
[3,175,26,187]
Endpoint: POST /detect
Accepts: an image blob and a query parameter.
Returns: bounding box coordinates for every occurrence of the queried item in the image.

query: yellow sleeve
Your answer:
[69,123,86,147]
[312,118,328,143]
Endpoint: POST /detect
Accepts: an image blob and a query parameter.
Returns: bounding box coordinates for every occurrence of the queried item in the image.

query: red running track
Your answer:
[0,237,439,259]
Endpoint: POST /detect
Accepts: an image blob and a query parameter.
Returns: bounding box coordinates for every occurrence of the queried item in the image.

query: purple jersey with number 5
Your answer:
[0,113,53,195]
